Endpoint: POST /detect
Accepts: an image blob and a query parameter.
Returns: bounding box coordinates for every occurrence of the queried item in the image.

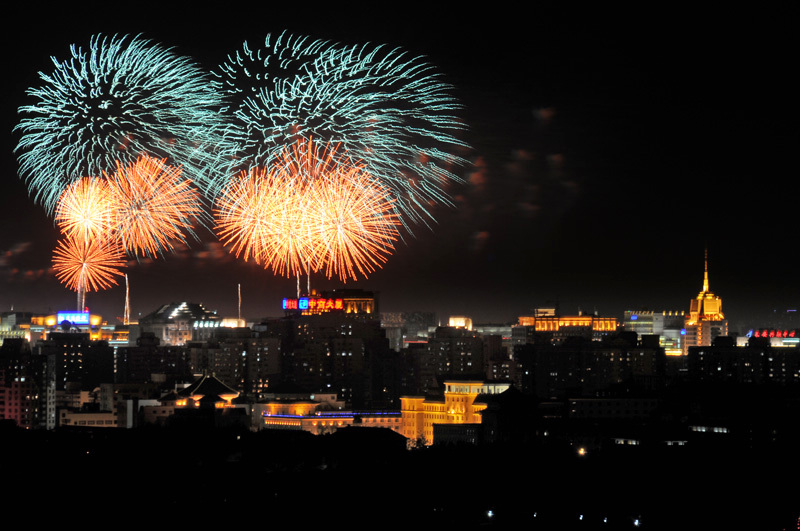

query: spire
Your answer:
[124,274,130,325]
[702,247,709,293]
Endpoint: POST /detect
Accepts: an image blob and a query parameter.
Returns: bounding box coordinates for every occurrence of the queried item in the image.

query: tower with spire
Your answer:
[684,249,728,353]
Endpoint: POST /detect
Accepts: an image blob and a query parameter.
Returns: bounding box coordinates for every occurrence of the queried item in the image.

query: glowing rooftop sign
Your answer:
[283,297,344,311]
[57,311,90,325]
[751,329,797,339]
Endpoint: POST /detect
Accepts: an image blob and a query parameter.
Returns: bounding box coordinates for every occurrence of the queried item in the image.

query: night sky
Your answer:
[2,4,798,331]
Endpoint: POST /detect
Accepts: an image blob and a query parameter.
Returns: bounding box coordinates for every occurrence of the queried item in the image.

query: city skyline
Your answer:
[2,5,798,326]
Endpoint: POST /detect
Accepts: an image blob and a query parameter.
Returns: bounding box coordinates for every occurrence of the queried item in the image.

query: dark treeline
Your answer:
[3,422,797,529]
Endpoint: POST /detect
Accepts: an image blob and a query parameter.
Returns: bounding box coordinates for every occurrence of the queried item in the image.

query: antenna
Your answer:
[238,283,241,321]
[124,274,130,325]
[77,273,86,312]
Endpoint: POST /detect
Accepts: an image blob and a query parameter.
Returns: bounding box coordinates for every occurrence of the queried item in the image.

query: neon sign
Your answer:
[56,311,90,325]
[752,329,797,339]
[283,297,344,311]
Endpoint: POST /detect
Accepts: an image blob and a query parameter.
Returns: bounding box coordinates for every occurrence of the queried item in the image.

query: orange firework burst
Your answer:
[106,155,203,257]
[312,170,399,281]
[54,176,116,243]
[215,166,319,277]
[52,235,126,309]
[215,139,399,281]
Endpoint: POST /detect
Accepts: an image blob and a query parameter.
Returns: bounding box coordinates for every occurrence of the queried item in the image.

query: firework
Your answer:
[16,34,232,212]
[216,32,468,230]
[52,235,126,310]
[54,176,116,243]
[107,155,204,258]
[215,139,399,281]
[215,164,318,277]
[312,164,399,282]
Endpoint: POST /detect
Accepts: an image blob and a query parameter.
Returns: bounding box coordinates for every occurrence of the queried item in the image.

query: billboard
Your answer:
[56,311,91,325]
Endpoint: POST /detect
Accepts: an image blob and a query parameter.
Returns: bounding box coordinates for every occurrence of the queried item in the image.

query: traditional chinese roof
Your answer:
[177,373,239,401]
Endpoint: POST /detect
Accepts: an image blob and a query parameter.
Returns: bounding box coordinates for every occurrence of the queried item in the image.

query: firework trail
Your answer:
[216,32,468,230]
[16,34,232,212]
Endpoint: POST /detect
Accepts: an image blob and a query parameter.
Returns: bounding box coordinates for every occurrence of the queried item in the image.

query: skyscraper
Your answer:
[683,250,728,353]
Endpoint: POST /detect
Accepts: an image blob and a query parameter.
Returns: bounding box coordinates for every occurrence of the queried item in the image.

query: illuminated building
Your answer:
[173,372,239,406]
[191,317,247,342]
[740,328,800,348]
[59,408,118,428]
[2,311,127,348]
[255,393,401,435]
[623,310,686,356]
[0,312,35,345]
[400,379,511,445]
[282,289,378,320]
[514,310,618,345]
[143,373,248,428]
[136,302,221,346]
[683,252,728,354]
[448,316,473,330]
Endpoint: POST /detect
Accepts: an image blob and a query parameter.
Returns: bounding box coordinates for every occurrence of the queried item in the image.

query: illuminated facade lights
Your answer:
[400,380,511,446]
[282,289,378,318]
[683,251,728,354]
[255,398,402,435]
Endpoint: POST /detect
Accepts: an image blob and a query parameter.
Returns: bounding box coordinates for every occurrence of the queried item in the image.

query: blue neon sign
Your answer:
[57,311,90,325]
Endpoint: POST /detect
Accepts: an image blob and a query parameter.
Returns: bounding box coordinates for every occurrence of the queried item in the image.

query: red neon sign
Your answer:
[753,329,796,338]
[283,297,344,311]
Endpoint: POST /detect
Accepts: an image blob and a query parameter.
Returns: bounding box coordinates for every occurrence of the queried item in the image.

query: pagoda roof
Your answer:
[177,373,239,399]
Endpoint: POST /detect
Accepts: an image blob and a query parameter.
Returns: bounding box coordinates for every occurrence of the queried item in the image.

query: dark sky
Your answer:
[2,3,798,331]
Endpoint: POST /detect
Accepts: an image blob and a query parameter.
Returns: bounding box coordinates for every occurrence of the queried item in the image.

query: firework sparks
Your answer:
[15,34,232,212]
[52,235,126,309]
[216,32,468,230]
[214,164,318,277]
[107,155,205,258]
[54,177,116,244]
[215,139,399,281]
[312,167,399,282]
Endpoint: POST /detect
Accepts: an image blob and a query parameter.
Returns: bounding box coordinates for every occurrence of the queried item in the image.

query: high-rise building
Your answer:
[380,311,436,351]
[623,310,686,356]
[257,309,394,408]
[683,251,728,354]
[513,333,664,399]
[0,338,56,429]
[36,332,113,391]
